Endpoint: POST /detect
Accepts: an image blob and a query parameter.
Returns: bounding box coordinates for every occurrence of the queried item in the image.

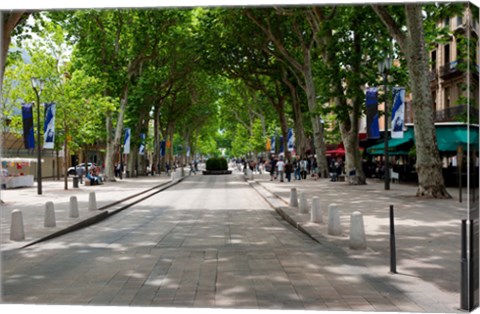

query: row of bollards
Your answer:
[9,191,98,241]
[290,188,366,250]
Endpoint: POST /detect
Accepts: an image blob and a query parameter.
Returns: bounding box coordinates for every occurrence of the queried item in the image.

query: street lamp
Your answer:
[378,55,392,190]
[31,77,44,195]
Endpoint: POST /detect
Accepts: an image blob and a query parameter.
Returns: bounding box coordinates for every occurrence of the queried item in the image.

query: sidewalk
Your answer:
[0,168,473,311]
[245,170,472,311]
[0,174,174,251]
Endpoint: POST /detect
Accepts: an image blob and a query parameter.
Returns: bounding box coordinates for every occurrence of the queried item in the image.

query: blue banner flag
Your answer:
[160,140,166,157]
[270,136,275,153]
[287,128,295,152]
[391,87,405,139]
[139,133,145,155]
[43,103,55,149]
[366,87,380,139]
[21,103,35,149]
[123,128,131,154]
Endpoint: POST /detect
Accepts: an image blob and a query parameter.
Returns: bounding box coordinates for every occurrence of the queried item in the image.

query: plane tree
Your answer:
[372,3,455,198]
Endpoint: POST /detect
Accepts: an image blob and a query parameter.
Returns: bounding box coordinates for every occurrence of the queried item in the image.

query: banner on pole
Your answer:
[139,133,145,155]
[43,103,55,149]
[391,87,405,139]
[266,138,271,151]
[123,128,131,154]
[366,87,380,139]
[279,136,284,153]
[21,103,35,149]
[287,128,295,152]
[160,140,166,157]
[270,136,275,154]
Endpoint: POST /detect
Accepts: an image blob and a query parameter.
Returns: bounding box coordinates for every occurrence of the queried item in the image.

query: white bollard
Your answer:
[44,201,56,228]
[289,188,298,207]
[327,203,342,236]
[10,209,25,241]
[69,196,79,218]
[88,192,97,211]
[349,211,367,250]
[310,196,323,223]
[299,193,309,214]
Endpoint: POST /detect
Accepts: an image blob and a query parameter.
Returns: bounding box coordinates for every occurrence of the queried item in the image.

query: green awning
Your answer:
[436,125,479,152]
[367,128,414,155]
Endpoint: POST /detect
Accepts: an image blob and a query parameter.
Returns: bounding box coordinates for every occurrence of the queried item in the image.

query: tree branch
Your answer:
[371,5,407,51]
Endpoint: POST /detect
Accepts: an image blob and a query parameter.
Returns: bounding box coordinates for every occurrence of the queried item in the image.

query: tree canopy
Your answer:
[2,3,475,197]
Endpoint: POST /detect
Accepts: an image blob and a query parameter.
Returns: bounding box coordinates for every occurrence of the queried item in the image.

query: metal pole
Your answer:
[469,219,475,310]
[35,93,42,195]
[461,219,468,310]
[384,73,390,190]
[389,204,397,273]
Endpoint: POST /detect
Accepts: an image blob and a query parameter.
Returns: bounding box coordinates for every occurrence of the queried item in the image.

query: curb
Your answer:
[21,177,185,249]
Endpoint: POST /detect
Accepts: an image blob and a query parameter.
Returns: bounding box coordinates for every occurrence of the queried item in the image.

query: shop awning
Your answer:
[366,128,414,155]
[436,125,479,152]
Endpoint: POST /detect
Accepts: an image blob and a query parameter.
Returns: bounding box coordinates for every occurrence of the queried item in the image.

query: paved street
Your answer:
[0,171,468,312]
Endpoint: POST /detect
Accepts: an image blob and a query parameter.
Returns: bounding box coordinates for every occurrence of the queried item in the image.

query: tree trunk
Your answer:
[105,84,129,181]
[1,11,27,85]
[405,5,450,198]
[372,4,450,198]
[304,57,328,177]
[152,104,161,174]
[104,111,115,181]
[283,72,308,156]
[339,28,366,185]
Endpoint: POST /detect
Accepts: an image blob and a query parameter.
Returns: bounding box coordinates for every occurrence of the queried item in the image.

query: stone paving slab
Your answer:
[0,174,173,251]
[0,169,474,313]
[245,171,472,312]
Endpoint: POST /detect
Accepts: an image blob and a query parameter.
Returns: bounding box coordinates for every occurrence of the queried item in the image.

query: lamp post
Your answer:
[378,55,392,190]
[31,77,44,195]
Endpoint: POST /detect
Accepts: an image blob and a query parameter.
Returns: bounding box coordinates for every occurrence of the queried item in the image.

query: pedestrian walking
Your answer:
[117,162,123,180]
[293,158,301,180]
[312,157,319,180]
[300,157,308,180]
[76,165,84,184]
[285,159,293,182]
[269,156,277,181]
[189,162,196,175]
[276,157,285,182]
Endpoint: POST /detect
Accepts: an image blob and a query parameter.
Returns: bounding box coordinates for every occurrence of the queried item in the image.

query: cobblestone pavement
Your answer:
[1,170,473,313]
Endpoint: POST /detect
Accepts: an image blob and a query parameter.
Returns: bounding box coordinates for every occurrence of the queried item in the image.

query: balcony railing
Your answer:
[440,60,461,78]
[433,105,479,122]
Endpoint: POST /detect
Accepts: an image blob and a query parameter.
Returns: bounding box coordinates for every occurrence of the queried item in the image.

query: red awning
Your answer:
[326,146,364,157]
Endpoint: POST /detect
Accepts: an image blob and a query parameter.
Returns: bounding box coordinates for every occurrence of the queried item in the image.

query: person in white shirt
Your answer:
[276,157,285,182]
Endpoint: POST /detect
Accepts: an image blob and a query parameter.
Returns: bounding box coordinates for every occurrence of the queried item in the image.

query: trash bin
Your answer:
[126,170,130,178]
[73,176,79,188]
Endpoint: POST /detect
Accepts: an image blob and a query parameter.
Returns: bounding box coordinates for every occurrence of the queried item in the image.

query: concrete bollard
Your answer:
[69,196,79,218]
[44,201,56,228]
[349,211,367,250]
[289,188,298,207]
[310,196,323,223]
[299,193,309,214]
[327,203,342,236]
[88,192,97,211]
[10,209,25,241]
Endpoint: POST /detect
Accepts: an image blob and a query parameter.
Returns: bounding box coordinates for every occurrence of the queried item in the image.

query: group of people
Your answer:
[264,155,322,183]
[234,154,346,183]
[76,164,103,185]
